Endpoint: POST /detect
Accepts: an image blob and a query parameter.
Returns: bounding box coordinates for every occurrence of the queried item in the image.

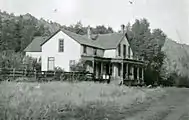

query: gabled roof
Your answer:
[41,29,104,49]
[93,33,124,49]
[24,36,47,52]
[24,29,128,52]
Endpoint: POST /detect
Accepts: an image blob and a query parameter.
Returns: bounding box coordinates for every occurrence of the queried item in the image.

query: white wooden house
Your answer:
[24,25,145,83]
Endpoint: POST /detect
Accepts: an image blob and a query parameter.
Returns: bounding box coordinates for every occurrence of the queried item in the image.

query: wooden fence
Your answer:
[0,68,94,82]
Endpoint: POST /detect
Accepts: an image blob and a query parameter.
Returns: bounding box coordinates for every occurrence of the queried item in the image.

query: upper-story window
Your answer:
[118,44,121,56]
[59,39,64,52]
[128,46,131,58]
[123,44,126,58]
[83,45,87,54]
[93,48,97,55]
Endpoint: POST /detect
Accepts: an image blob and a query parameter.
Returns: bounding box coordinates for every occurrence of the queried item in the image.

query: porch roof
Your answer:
[81,55,146,66]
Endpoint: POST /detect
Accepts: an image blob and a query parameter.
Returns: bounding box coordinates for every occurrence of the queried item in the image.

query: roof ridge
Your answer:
[97,32,121,36]
[61,28,91,40]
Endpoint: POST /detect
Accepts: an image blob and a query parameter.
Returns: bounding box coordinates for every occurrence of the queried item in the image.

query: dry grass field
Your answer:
[0,81,164,120]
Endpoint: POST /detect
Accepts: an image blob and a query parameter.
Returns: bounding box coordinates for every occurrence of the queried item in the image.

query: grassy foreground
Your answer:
[0,81,164,120]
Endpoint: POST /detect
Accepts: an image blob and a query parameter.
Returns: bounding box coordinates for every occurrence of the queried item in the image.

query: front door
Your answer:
[47,57,55,71]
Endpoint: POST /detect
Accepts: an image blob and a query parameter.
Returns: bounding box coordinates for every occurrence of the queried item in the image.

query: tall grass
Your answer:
[0,81,164,120]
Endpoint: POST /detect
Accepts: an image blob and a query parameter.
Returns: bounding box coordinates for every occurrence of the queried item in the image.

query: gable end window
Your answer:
[59,39,64,52]
[93,48,97,55]
[123,44,126,58]
[83,45,87,54]
[128,46,131,58]
[118,44,121,56]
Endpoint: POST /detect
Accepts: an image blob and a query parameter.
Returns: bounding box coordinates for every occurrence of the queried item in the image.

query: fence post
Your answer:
[0,68,1,80]
[13,68,15,80]
[73,72,75,81]
[45,71,47,78]
[54,71,56,77]
[34,69,37,80]
[25,69,27,77]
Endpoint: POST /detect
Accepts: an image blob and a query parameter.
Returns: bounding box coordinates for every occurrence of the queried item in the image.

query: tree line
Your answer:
[0,11,114,52]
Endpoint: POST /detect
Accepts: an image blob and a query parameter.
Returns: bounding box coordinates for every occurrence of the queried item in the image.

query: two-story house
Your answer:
[24,25,145,83]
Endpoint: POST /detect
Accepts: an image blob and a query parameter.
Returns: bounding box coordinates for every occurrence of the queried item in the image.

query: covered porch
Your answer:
[82,56,145,85]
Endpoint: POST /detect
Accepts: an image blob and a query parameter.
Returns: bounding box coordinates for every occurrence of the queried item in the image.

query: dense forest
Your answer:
[0,10,189,86]
[0,11,114,52]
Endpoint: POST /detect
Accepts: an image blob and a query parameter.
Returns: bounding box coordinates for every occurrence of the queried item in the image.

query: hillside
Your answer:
[0,11,61,52]
[0,11,114,52]
[162,39,189,77]
[0,11,61,33]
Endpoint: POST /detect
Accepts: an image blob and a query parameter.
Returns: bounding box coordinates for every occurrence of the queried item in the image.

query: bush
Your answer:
[59,72,91,82]
[159,72,177,86]
[175,76,189,88]
[0,51,41,71]
[70,59,86,72]
[163,72,189,88]
[0,51,24,69]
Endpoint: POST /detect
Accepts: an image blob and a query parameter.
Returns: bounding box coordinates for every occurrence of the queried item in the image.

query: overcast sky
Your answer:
[0,0,189,44]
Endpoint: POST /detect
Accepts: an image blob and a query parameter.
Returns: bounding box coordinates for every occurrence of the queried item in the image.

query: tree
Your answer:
[70,59,86,72]
[126,18,167,85]
[64,21,114,35]
[126,19,152,59]
[0,16,3,51]
[92,25,114,34]
[14,21,22,52]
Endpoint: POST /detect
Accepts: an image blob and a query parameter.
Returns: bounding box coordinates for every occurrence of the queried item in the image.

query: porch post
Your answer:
[137,66,140,83]
[131,65,134,80]
[126,63,128,79]
[142,67,144,82]
[93,60,95,78]
[137,66,139,80]
[101,62,103,76]
[121,62,124,83]
[121,62,124,79]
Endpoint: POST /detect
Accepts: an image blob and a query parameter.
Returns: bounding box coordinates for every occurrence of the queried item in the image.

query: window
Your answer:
[69,60,76,71]
[128,46,131,58]
[118,44,121,56]
[47,57,55,71]
[83,45,87,54]
[59,39,64,52]
[93,48,97,55]
[69,60,76,66]
[123,45,126,58]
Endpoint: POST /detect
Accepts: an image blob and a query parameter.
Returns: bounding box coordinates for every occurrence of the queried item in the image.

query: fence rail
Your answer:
[0,68,94,82]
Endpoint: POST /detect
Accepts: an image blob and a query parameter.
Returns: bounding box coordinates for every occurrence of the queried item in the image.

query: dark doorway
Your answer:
[134,66,137,80]
[123,63,126,79]
[139,67,142,79]
[105,63,110,75]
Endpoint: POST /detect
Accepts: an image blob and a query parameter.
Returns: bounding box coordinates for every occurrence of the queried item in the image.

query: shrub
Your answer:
[59,72,90,82]
[0,51,24,69]
[163,72,189,88]
[159,72,176,86]
[0,51,41,71]
[175,76,189,88]
[70,59,86,72]
[23,56,41,71]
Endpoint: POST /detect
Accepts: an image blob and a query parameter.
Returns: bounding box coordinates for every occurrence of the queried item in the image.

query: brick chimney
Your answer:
[121,24,126,34]
[87,25,92,39]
